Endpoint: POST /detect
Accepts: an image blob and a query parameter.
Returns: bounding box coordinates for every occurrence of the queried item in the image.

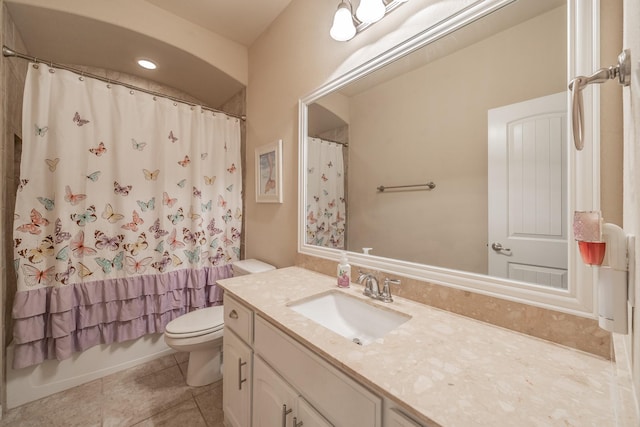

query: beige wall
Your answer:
[347,6,566,273]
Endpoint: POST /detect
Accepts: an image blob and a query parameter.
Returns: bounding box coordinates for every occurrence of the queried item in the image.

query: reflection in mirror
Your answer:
[306,0,570,289]
[306,103,349,250]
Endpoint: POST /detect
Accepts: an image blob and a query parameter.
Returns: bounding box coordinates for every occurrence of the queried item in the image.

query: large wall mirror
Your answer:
[299,0,601,315]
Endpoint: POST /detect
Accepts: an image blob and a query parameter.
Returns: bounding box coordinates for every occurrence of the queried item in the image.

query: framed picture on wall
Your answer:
[255,139,283,203]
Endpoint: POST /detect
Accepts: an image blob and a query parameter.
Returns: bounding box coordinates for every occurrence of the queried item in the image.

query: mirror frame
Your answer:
[298,0,600,317]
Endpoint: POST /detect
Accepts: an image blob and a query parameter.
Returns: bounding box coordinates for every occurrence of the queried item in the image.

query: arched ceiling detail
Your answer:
[5,0,250,108]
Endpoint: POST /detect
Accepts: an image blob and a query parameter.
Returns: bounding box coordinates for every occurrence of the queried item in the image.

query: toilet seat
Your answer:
[165,306,224,339]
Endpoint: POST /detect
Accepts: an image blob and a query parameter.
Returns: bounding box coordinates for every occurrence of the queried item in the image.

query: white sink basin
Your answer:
[288,291,411,346]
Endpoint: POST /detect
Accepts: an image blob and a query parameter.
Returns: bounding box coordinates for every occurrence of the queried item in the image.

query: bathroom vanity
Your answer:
[218,267,621,426]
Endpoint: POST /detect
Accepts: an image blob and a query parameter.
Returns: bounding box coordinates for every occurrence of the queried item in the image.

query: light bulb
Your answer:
[356,0,386,24]
[330,2,356,41]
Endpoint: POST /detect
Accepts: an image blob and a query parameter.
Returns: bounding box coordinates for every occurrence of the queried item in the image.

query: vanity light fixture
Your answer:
[137,59,157,70]
[330,1,357,41]
[356,0,386,24]
[330,0,409,41]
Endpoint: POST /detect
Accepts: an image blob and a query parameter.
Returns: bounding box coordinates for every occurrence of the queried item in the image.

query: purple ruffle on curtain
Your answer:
[11,264,231,369]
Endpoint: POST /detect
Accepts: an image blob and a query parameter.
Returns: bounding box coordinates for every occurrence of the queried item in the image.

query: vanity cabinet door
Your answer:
[386,408,423,427]
[223,329,252,427]
[253,355,298,427]
[254,315,382,427]
[296,397,333,427]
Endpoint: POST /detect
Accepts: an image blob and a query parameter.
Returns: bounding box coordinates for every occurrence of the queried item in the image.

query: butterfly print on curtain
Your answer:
[11,63,242,369]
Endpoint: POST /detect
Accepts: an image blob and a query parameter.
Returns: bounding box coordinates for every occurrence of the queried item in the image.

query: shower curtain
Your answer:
[306,137,346,249]
[11,63,242,369]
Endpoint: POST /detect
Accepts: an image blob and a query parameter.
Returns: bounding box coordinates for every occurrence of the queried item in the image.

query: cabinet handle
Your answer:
[238,358,247,390]
[229,309,239,319]
[282,404,292,427]
[293,417,303,427]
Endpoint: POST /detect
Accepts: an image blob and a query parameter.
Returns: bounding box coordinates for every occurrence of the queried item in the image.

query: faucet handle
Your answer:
[357,270,368,284]
[380,278,401,303]
[385,278,401,286]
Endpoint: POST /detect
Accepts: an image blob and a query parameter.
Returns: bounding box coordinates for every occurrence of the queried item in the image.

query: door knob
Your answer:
[491,242,511,253]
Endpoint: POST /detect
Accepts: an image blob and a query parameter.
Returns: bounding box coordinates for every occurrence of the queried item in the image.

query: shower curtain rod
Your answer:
[2,46,246,121]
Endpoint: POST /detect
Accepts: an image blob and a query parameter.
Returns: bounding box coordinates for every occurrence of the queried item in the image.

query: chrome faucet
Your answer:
[359,271,380,298]
[357,270,373,295]
[357,271,400,303]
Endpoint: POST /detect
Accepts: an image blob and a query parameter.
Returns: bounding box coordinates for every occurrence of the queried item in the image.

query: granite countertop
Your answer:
[217,266,621,426]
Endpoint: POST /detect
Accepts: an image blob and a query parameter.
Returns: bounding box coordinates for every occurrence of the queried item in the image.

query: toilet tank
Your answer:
[232,259,275,276]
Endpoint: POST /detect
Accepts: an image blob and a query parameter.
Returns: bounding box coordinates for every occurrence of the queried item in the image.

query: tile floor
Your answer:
[0,353,224,427]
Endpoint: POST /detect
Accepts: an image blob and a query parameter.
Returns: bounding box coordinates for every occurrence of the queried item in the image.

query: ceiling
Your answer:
[145,0,293,47]
[5,0,293,109]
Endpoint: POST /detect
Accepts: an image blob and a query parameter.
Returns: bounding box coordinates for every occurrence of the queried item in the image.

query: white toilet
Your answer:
[164,259,275,386]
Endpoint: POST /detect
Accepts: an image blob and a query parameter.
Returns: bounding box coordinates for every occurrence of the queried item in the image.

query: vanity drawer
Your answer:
[224,294,253,345]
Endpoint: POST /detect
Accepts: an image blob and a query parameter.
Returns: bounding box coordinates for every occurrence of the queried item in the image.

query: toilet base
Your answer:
[186,348,222,387]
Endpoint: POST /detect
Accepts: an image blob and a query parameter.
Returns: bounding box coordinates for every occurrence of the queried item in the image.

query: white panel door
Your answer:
[488,92,568,288]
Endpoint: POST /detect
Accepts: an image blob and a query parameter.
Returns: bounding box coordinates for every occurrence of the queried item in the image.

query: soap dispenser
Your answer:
[337,252,351,288]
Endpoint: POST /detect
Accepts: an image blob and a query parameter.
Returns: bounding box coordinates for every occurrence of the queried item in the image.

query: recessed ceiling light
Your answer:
[137,59,157,70]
